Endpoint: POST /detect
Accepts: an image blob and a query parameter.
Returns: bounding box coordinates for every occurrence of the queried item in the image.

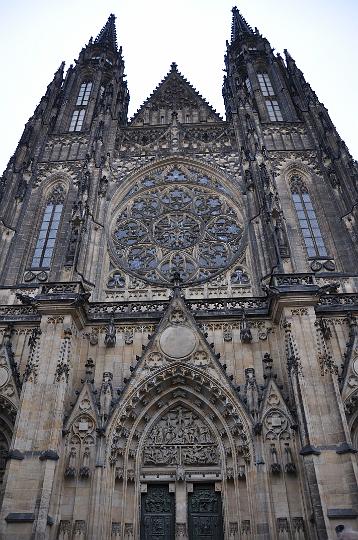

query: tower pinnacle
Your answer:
[231,6,254,41]
[94,14,118,52]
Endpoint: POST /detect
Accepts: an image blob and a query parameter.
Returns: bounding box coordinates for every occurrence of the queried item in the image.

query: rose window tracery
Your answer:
[110,168,246,285]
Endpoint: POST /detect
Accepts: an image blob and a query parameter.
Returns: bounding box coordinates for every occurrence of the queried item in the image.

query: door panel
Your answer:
[188,484,223,540]
[141,484,175,540]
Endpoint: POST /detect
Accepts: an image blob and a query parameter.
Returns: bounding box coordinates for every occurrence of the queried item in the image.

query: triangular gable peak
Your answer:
[130,63,223,127]
[0,341,21,410]
[260,379,295,439]
[340,320,358,417]
[119,289,241,391]
[64,381,99,432]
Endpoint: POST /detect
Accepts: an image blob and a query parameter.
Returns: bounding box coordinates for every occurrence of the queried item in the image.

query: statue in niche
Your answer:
[100,372,113,422]
[240,311,252,343]
[65,447,77,478]
[79,447,91,478]
[245,367,259,419]
[105,314,116,347]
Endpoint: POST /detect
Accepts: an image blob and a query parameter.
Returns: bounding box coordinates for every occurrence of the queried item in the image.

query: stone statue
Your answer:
[65,447,77,478]
[100,372,113,422]
[104,314,116,347]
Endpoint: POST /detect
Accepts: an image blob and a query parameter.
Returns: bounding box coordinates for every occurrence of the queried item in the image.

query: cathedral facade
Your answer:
[0,8,357,539]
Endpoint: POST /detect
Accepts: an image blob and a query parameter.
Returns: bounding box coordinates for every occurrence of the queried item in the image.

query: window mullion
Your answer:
[40,204,56,266]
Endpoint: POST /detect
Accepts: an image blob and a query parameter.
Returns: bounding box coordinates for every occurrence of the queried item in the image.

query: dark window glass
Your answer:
[265,99,283,121]
[31,203,63,268]
[257,73,275,96]
[76,82,92,106]
[291,185,327,258]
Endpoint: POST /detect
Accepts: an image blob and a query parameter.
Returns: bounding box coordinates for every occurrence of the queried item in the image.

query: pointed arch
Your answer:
[106,363,253,539]
[0,395,17,504]
[30,183,67,269]
[107,362,253,467]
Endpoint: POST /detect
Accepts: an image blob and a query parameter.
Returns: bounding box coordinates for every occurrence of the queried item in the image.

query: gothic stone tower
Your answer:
[0,9,357,540]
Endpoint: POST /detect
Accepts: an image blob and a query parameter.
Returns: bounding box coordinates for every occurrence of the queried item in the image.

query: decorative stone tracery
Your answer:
[110,166,246,285]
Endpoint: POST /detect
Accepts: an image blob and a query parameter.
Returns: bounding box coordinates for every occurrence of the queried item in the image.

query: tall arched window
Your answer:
[257,72,283,122]
[69,81,92,132]
[290,175,327,258]
[31,185,65,269]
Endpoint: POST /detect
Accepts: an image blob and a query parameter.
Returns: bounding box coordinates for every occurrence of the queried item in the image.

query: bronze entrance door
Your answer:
[188,484,224,540]
[141,484,175,540]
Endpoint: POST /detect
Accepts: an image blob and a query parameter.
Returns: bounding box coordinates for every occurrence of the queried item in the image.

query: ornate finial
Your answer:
[170,62,178,72]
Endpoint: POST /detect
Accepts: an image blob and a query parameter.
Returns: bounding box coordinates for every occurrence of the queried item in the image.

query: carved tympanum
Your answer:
[143,406,219,466]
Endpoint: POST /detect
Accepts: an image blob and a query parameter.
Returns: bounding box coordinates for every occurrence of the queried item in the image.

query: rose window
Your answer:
[153,213,201,249]
[110,168,246,285]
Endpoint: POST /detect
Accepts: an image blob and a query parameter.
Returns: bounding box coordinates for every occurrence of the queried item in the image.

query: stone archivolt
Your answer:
[107,361,251,469]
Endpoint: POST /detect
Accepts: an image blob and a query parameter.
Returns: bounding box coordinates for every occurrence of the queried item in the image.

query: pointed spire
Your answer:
[284,49,295,64]
[231,7,254,42]
[94,14,118,52]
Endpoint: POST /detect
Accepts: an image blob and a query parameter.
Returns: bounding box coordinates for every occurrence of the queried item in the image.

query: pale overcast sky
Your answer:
[1,0,357,174]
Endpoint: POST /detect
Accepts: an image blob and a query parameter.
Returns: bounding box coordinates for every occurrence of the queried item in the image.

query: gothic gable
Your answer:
[64,380,99,432]
[0,341,21,410]
[117,290,243,386]
[341,320,358,422]
[259,379,295,439]
[106,291,253,472]
[130,63,223,126]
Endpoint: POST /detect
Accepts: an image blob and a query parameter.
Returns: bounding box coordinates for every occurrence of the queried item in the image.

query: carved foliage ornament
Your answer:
[110,168,246,286]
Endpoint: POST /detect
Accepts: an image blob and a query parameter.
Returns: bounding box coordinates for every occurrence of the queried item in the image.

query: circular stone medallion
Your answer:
[353,357,358,377]
[159,326,196,359]
[0,366,9,387]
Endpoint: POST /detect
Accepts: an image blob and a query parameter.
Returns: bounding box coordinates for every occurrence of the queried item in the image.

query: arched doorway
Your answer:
[0,396,16,505]
[140,403,224,540]
[107,363,252,539]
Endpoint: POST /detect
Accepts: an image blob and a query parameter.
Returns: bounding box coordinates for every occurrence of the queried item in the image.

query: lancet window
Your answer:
[69,81,92,132]
[31,186,65,269]
[257,72,283,121]
[290,175,327,258]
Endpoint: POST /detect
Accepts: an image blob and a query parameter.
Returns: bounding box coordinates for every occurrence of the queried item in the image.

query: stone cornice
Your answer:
[0,277,358,325]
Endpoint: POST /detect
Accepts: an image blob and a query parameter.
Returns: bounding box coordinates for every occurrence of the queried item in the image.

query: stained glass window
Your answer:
[110,166,246,285]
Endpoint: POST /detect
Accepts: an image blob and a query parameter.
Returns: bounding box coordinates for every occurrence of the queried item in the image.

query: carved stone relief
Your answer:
[264,410,290,441]
[143,406,219,466]
[65,413,96,479]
